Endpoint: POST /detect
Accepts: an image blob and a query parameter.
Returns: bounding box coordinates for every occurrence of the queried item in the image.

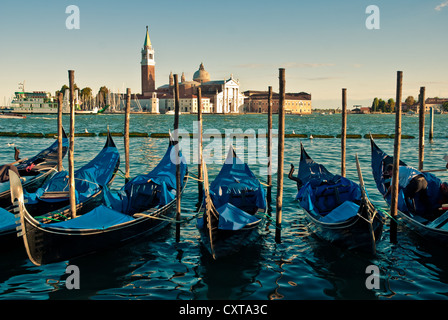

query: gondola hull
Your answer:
[197,146,267,259]
[0,189,105,249]
[303,207,384,252]
[0,129,68,208]
[12,137,188,265]
[295,143,384,254]
[18,197,178,265]
[370,136,448,246]
[398,211,448,245]
[0,169,55,208]
[198,212,264,259]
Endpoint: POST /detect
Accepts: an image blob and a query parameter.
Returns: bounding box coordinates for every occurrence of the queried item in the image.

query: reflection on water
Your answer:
[1,114,448,300]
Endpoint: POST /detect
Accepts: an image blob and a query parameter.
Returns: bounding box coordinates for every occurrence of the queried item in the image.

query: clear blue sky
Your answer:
[0,0,447,109]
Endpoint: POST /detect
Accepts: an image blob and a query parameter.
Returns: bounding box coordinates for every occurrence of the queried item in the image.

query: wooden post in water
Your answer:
[197,87,203,204]
[267,86,273,204]
[174,74,181,242]
[276,69,285,243]
[341,88,347,177]
[429,107,434,142]
[390,71,403,243]
[418,87,425,171]
[57,92,63,172]
[68,70,76,218]
[124,88,131,183]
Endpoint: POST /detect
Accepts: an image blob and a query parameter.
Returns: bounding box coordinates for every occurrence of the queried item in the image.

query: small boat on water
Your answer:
[0,131,119,246]
[370,136,448,245]
[20,130,120,216]
[0,113,26,119]
[293,143,384,254]
[0,128,68,208]
[10,138,188,265]
[165,110,181,115]
[197,146,267,259]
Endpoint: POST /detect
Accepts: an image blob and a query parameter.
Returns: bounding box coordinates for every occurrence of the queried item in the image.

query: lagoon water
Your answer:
[1,113,448,300]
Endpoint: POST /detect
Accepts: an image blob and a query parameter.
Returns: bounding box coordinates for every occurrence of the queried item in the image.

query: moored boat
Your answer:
[197,146,267,259]
[370,136,448,245]
[0,128,68,208]
[0,113,26,119]
[293,143,384,254]
[10,138,188,265]
[20,130,120,216]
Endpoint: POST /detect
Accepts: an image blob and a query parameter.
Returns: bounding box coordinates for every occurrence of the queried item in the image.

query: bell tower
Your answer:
[141,26,155,95]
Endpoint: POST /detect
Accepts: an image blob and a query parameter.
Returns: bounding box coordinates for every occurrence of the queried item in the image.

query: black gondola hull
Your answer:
[398,210,448,245]
[20,200,177,265]
[303,209,384,252]
[370,137,448,247]
[0,169,56,208]
[198,218,264,259]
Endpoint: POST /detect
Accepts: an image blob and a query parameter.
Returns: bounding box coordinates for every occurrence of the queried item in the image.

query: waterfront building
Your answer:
[243,91,312,114]
[160,94,212,113]
[157,64,245,114]
[425,97,448,113]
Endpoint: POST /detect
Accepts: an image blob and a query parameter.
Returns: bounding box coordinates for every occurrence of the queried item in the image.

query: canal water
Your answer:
[0,113,448,301]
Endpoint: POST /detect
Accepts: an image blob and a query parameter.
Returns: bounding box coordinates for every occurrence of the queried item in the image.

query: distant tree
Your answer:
[98,86,110,107]
[372,97,379,112]
[378,99,386,112]
[388,98,395,113]
[80,87,93,110]
[442,101,448,112]
[405,96,415,107]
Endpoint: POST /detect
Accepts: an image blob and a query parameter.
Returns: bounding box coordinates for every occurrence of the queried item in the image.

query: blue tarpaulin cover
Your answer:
[295,143,362,222]
[0,207,15,233]
[209,149,266,212]
[42,142,187,230]
[319,201,360,223]
[44,205,134,230]
[297,176,361,216]
[103,143,187,215]
[216,203,259,230]
[24,144,120,204]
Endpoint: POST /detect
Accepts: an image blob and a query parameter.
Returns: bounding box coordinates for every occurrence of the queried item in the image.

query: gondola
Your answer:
[370,136,448,245]
[197,146,267,259]
[0,128,68,208]
[0,131,119,246]
[10,138,188,265]
[20,130,120,216]
[293,143,384,254]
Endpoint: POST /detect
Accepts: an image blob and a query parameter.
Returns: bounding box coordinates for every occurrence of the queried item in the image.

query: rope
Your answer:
[378,207,399,224]
[133,211,201,224]
[113,170,127,179]
[185,175,203,182]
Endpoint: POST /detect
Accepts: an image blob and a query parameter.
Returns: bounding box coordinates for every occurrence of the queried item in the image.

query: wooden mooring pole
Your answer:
[197,87,203,204]
[174,74,181,242]
[390,71,403,243]
[341,88,347,177]
[276,69,285,243]
[429,107,434,143]
[267,86,273,204]
[57,92,63,172]
[124,88,131,183]
[68,70,76,218]
[418,87,425,171]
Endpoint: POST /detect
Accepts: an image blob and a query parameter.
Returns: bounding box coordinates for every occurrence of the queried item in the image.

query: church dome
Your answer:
[193,63,210,83]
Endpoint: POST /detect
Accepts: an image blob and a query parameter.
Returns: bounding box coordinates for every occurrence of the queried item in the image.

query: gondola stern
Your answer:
[104,128,117,148]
